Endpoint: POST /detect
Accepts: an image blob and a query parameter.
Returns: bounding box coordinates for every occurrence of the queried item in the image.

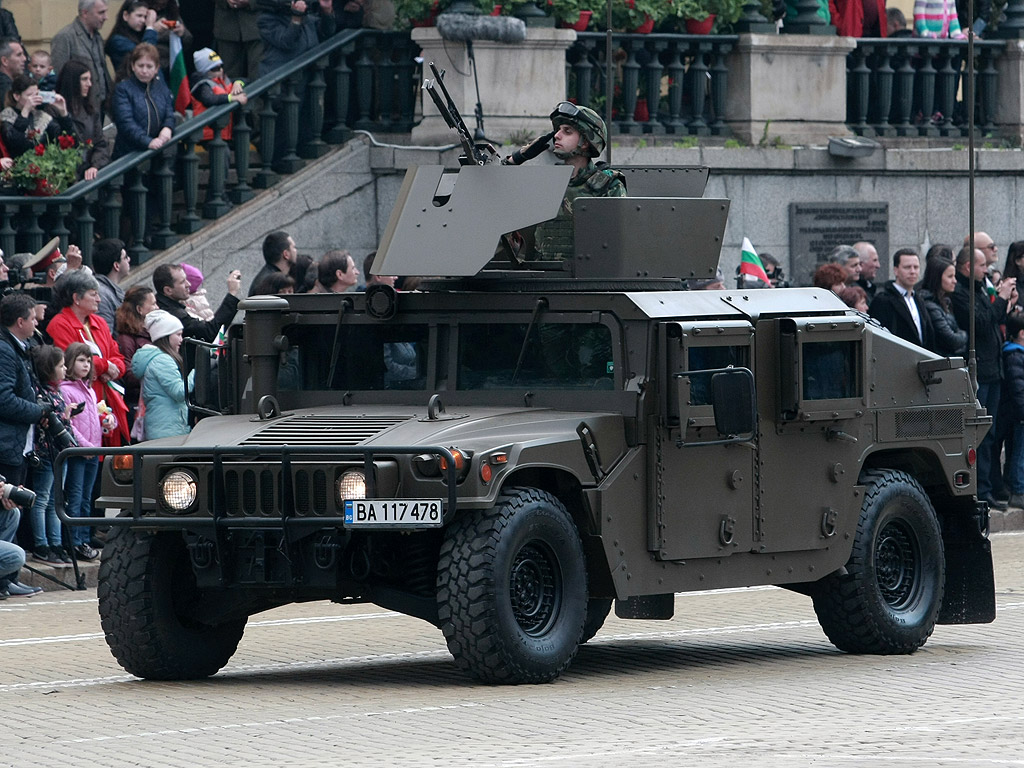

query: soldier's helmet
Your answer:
[550,102,606,158]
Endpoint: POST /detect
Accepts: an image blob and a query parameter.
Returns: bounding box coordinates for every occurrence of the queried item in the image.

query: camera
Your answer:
[39,90,56,104]
[38,401,78,452]
[0,475,35,509]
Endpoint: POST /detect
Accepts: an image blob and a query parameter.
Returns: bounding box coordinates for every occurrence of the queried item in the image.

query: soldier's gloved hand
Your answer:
[503,131,556,166]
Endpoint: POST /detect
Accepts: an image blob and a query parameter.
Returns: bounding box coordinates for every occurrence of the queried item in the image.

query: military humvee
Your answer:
[60,163,996,685]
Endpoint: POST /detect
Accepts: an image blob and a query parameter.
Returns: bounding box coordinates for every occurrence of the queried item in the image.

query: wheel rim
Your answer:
[876,518,921,610]
[509,540,562,637]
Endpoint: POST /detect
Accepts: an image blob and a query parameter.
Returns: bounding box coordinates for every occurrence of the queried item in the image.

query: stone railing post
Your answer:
[411,26,578,144]
[995,40,1024,143]
[726,33,855,144]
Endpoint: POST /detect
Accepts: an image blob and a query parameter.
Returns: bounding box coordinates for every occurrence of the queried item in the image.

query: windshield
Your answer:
[279,319,615,392]
[458,322,614,390]
[282,323,431,391]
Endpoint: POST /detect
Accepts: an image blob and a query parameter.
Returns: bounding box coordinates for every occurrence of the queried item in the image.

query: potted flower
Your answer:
[549,0,592,29]
[600,0,669,32]
[669,0,742,31]
[2,133,83,196]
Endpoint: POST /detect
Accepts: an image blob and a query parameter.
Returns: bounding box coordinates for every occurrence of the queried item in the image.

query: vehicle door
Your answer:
[755,315,868,553]
[652,320,756,561]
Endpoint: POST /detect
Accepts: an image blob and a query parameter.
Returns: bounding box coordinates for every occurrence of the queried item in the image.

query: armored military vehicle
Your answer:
[60,162,995,685]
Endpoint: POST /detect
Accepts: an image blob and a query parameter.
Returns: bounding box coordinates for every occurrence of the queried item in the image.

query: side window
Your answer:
[687,345,750,406]
[802,340,861,400]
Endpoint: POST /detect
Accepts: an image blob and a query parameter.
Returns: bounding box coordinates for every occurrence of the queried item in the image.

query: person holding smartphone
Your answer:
[0,74,76,158]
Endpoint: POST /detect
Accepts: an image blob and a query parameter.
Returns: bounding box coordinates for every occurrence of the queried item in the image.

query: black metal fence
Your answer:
[567,32,738,136]
[846,38,1004,137]
[0,28,422,266]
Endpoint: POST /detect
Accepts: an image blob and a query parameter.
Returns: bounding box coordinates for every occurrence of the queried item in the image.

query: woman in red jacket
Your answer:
[46,269,130,446]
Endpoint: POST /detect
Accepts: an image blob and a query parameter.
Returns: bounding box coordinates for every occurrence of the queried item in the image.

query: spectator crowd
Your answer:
[0,0,374,197]
[0,229,397,598]
[805,233,1022,514]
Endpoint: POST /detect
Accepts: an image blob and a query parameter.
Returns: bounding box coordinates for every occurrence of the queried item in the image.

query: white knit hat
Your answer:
[144,309,184,342]
[193,48,223,76]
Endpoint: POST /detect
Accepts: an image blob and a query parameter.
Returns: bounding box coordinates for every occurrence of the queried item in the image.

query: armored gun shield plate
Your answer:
[619,166,710,198]
[573,197,730,280]
[374,164,573,277]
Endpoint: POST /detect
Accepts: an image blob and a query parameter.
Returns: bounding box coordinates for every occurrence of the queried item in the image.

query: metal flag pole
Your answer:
[605,0,613,165]
[967,0,977,392]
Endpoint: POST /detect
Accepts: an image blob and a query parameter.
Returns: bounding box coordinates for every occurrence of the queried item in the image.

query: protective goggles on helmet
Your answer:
[550,101,603,135]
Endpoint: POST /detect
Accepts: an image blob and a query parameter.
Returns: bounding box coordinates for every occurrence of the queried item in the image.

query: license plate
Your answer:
[344,499,443,527]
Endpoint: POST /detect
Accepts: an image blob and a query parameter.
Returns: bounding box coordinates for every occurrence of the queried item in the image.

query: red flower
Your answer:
[624,0,635,7]
[57,134,76,150]
[27,163,40,175]
[34,144,45,156]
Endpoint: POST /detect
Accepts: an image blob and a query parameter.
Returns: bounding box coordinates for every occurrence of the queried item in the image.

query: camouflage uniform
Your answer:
[534,161,627,261]
[532,102,626,262]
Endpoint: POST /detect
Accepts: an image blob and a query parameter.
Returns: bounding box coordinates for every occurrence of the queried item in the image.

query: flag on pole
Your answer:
[739,237,771,285]
[169,34,190,114]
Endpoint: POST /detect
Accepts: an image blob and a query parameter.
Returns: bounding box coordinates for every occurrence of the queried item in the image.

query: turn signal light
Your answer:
[439,449,466,471]
[967,447,977,467]
[112,454,134,484]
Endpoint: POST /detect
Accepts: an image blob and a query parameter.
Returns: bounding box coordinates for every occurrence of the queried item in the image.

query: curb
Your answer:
[990,507,1024,534]
[20,560,99,592]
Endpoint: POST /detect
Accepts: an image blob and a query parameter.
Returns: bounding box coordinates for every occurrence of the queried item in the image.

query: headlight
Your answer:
[160,470,198,512]
[337,470,366,503]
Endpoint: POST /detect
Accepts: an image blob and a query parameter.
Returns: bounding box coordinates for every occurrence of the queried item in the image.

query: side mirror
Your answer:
[711,368,756,438]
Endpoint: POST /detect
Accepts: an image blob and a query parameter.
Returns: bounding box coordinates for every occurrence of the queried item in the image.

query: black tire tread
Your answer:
[580,598,613,644]
[98,528,247,680]
[437,486,586,684]
[812,469,944,655]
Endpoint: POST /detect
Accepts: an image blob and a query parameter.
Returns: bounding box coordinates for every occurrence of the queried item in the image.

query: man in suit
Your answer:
[854,241,881,304]
[869,248,934,350]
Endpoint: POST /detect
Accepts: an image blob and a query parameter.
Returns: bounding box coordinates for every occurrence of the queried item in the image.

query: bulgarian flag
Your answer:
[739,237,771,285]
[169,34,190,114]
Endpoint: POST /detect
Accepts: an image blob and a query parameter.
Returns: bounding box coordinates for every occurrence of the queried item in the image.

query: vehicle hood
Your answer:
[187,405,623,451]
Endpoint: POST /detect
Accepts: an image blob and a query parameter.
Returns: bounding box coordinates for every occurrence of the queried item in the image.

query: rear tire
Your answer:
[98,528,247,679]
[813,470,944,654]
[437,487,588,683]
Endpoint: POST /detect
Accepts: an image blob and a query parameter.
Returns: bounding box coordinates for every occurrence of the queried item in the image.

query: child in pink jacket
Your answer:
[59,342,115,562]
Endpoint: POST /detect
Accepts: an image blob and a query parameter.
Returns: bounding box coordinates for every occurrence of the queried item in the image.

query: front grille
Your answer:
[893,408,964,439]
[209,466,333,516]
[240,415,410,447]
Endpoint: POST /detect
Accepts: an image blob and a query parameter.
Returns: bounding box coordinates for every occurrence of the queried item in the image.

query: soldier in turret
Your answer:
[533,102,626,261]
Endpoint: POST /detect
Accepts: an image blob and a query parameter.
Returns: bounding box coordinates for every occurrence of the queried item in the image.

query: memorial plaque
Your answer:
[789,203,889,286]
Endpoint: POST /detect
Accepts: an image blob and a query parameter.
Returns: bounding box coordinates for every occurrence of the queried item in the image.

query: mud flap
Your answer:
[938,501,996,625]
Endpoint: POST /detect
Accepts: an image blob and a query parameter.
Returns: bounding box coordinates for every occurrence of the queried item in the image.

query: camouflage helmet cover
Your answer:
[550,102,606,158]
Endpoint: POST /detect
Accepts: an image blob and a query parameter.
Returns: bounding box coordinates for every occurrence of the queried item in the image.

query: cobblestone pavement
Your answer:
[3,533,1023,768]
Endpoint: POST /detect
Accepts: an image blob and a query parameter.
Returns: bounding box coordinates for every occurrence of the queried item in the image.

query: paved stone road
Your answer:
[3,533,1023,768]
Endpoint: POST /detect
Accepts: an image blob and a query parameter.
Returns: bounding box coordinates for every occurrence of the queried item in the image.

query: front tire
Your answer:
[437,487,588,683]
[98,529,247,679]
[813,469,944,654]
[580,598,613,644]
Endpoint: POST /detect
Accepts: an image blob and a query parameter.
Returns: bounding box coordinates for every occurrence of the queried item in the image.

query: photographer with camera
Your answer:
[0,74,75,160]
[0,292,47,597]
